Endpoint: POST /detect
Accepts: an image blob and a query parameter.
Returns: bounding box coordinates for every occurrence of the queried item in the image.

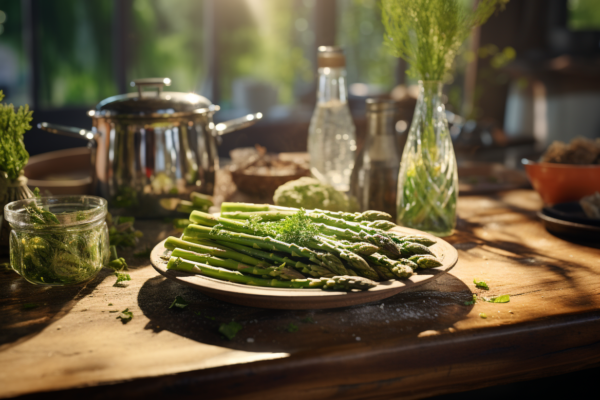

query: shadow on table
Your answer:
[0,267,111,349]
[137,272,473,353]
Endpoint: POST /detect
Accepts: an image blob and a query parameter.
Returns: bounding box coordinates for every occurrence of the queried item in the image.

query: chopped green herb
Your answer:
[286,323,299,333]
[108,303,113,306]
[114,272,131,284]
[169,295,189,309]
[116,308,133,323]
[473,279,489,290]
[219,321,242,340]
[0,90,33,181]
[479,313,487,319]
[22,303,39,310]
[33,187,41,198]
[16,203,105,285]
[486,294,510,303]
[301,316,315,324]
[133,248,152,258]
[109,310,119,313]
[108,257,129,272]
[245,209,319,246]
[464,294,477,306]
[107,213,143,248]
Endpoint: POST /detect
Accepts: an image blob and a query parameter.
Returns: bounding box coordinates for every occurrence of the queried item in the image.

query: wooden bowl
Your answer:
[523,159,600,205]
[24,147,94,195]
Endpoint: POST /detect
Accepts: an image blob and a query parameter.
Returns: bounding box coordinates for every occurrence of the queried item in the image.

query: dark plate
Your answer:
[538,203,600,238]
[542,202,600,227]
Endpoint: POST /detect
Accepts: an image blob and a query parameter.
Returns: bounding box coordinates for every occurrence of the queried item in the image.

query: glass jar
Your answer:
[4,196,109,286]
[396,80,458,237]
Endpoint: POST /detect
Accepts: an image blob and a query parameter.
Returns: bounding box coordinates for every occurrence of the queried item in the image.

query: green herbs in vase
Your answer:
[0,91,34,253]
[381,0,507,236]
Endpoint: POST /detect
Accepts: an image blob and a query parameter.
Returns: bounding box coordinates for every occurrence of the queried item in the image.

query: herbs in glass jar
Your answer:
[5,196,109,286]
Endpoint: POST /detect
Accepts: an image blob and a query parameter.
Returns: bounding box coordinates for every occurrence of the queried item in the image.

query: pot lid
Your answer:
[93,78,215,118]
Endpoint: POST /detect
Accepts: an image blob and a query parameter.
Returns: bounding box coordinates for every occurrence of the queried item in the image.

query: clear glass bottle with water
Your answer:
[308,46,356,192]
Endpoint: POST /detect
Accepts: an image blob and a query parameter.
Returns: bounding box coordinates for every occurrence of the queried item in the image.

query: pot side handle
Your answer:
[37,122,97,148]
[214,113,263,136]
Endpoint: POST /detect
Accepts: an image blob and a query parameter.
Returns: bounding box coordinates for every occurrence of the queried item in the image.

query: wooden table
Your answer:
[1,189,600,399]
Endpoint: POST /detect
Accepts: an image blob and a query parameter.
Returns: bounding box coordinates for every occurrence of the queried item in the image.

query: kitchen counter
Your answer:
[1,189,600,399]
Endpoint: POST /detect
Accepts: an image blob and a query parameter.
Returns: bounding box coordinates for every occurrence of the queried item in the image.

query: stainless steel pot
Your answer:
[39,77,261,218]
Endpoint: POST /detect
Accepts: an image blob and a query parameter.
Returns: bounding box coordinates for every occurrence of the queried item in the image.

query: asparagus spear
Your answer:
[371,263,396,281]
[408,254,444,269]
[190,192,214,208]
[361,220,397,231]
[167,257,376,291]
[366,253,415,279]
[169,248,304,280]
[397,235,437,247]
[164,236,271,267]
[177,200,208,214]
[183,224,348,275]
[220,203,392,222]
[398,242,434,257]
[313,236,379,281]
[220,202,294,213]
[198,238,336,278]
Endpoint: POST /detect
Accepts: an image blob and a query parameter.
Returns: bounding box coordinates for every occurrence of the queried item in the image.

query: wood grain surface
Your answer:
[1,189,600,399]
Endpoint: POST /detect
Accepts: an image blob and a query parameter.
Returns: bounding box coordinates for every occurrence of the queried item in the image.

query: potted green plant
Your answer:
[0,90,34,253]
[381,0,508,236]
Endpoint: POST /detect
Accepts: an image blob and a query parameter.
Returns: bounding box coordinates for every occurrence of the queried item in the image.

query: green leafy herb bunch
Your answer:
[381,0,509,81]
[0,91,33,181]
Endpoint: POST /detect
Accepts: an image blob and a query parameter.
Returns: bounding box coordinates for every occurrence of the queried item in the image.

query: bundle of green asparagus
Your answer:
[163,202,443,292]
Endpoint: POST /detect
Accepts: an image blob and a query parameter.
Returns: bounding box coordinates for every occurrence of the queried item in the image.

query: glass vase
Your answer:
[396,80,458,237]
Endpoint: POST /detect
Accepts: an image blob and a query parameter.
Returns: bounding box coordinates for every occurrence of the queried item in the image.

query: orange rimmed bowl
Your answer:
[522,159,600,205]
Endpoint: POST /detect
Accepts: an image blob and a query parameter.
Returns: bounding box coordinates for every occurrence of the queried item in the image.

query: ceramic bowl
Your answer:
[522,159,600,205]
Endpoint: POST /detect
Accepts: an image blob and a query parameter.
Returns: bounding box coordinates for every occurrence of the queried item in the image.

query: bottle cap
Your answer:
[317,46,346,68]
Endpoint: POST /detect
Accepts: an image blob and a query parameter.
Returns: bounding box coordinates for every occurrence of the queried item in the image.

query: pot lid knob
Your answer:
[131,77,172,98]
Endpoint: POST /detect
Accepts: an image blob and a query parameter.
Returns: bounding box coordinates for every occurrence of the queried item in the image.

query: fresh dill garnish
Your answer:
[464,294,477,306]
[219,321,242,340]
[114,272,131,284]
[473,279,489,290]
[245,209,318,246]
[286,323,299,333]
[116,308,133,324]
[485,294,510,303]
[169,295,189,309]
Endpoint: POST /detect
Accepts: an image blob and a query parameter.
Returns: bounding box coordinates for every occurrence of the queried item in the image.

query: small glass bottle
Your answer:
[350,99,401,219]
[307,46,356,192]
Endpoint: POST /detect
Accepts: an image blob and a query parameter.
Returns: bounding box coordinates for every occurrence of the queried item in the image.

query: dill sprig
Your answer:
[246,209,318,246]
[381,0,508,80]
[0,91,33,181]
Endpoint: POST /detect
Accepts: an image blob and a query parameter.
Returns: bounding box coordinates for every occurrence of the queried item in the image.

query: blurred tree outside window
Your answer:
[216,0,314,120]
[568,0,600,31]
[336,0,398,97]
[129,0,205,94]
[37,0,116,109]
[0,1,29,106]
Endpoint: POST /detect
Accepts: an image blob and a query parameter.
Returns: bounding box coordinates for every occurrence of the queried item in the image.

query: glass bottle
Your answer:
[307,46,356,192]
[396,81,458,237]
[350,99,400,219]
